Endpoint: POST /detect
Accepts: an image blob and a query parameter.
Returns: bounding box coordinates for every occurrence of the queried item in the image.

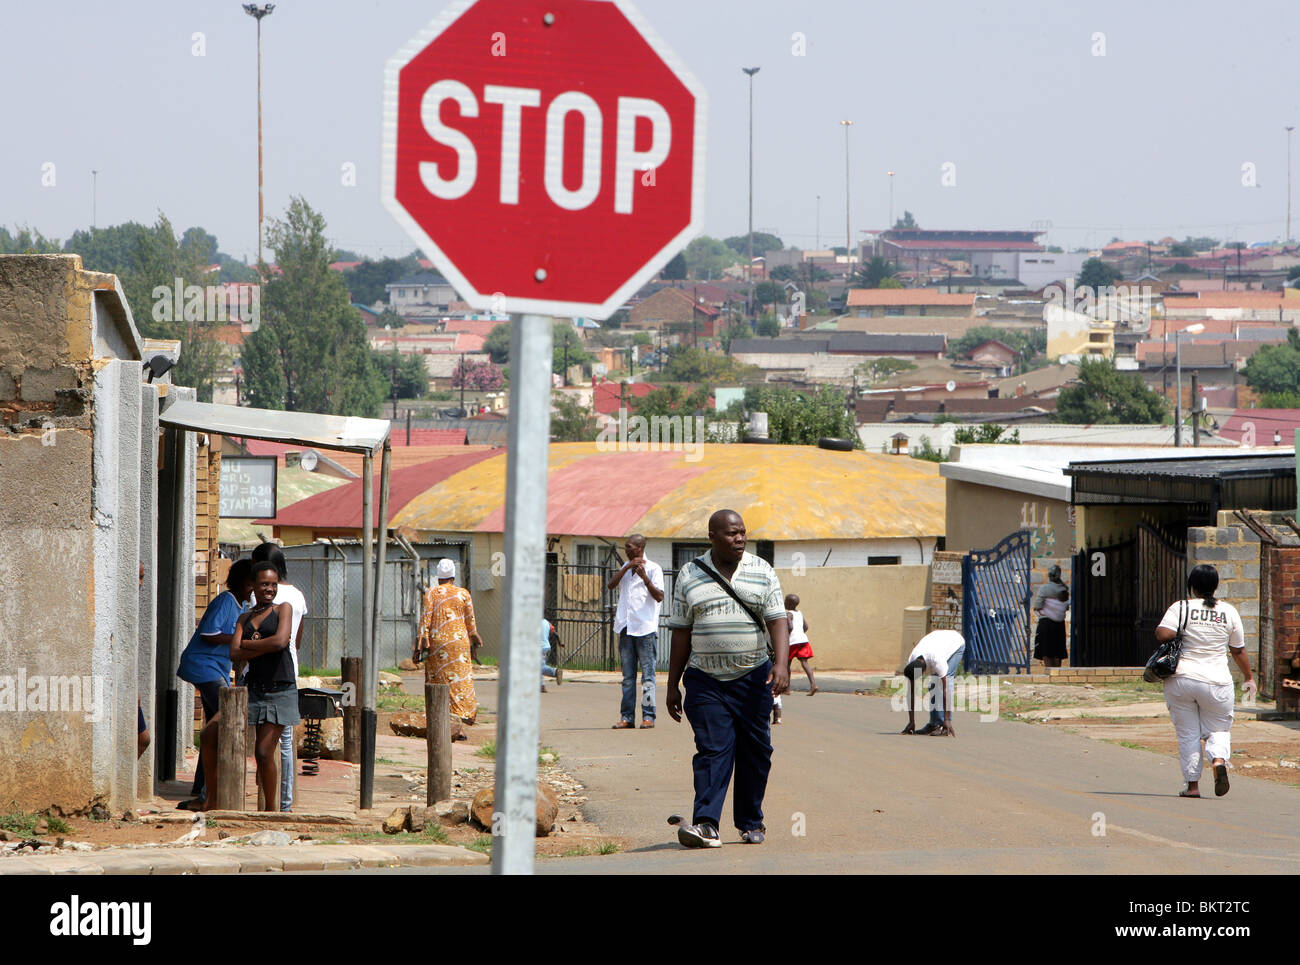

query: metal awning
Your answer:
[159,399,391,453]
[1064,454,1295,510]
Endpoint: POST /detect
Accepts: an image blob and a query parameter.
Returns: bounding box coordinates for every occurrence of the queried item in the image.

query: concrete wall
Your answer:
[945,478,1073,556]
[0,254,155,812]
[777,564,931,670]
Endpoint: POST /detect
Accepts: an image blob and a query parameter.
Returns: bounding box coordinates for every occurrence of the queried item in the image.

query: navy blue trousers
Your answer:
[683,661,774,833]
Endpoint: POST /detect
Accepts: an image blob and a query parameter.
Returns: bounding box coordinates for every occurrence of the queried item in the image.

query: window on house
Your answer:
[867,556,901,565]
[672,542,712,571]
[885,307,904,316]
[575,544,595,567]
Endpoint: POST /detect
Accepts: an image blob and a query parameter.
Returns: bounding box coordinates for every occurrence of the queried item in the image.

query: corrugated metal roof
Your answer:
[160,399,390,453]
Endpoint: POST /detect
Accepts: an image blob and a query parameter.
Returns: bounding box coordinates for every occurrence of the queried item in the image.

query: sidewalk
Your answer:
[0,842,486,875]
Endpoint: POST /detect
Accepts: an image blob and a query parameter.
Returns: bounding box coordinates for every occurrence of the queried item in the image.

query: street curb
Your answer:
[0,843,488,875]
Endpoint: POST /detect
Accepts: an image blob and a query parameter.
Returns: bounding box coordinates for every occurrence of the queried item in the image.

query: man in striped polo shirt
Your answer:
[666,509,790,847]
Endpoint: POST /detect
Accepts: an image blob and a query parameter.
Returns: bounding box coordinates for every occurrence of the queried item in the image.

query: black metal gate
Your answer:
[1071,523,1185,667]
[961,530,1032,674]
[546,553,618,671]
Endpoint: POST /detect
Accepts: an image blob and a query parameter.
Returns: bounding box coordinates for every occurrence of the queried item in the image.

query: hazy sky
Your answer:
[4,0,1299,263]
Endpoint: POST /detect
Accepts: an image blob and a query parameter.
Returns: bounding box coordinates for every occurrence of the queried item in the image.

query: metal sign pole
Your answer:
[491,314,552,875]
[360,452,375,809]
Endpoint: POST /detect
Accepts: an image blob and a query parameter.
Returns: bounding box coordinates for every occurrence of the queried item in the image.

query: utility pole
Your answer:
[1287,125,1295,244]
[91,170,98,229]
[840,120,854,258]
[743,67,760,321]
[888,170,895,229]
[243,4,275,274]
[458,351,466,414]
[815,194,821,249]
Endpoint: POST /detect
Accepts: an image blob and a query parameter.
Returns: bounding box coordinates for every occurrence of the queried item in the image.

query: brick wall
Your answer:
[930,550,964,632]
[1187,523,1260,675]
[1268,545,1300,712]
[194,435,222,620]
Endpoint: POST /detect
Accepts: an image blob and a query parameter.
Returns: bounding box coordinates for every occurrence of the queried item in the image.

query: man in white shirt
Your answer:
[899,629,965,737]
[607,534,664,729]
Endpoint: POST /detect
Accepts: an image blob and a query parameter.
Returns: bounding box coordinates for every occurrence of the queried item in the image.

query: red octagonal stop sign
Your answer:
[382,0,706,319]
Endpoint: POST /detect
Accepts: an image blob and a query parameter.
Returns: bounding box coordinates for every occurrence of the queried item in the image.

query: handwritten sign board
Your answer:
[219,456,277,519]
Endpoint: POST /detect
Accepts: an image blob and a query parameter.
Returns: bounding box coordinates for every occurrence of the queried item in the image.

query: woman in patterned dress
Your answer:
[415,558,484,724]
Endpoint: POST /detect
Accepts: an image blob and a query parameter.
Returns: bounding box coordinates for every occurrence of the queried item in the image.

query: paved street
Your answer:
[462,674,1300,874]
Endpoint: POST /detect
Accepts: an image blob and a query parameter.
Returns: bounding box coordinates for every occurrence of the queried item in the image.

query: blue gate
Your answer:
[962,531,1032,674]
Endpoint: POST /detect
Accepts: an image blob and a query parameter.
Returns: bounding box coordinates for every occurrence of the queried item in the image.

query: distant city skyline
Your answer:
[2,0,1298,265]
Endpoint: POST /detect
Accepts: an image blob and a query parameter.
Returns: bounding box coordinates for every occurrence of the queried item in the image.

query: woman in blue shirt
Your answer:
[177,559,253,810]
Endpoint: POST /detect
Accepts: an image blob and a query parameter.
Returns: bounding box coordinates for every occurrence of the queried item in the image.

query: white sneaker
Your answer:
[677,822,721,848]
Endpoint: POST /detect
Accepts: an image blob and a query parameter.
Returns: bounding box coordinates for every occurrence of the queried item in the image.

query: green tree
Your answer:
[661,252,688,280]
[553,321,592,376]
[856,357,917,386]
[893,210,918,229]
[664,345,757,383]
[953,423,1020,444]
[1168,241,1196,258]
[66,216,223,400]
[1243,330,1300,394]
[632,383,712,418]
[1076,258,1122,292]
[851,256,899,289]
[242,197,383,416]
[1055,357,1167,424]
[724,232,784,258]
[753,280,783,307]
[755,314,781,337]
[551,391,598,441]
[0,225,62,253]
[742,385,859,446]
[371,347,429,400]
[947,326,1046,367]
[1287,265,1300,283]
[769,264,798,282]
[683,236,735,279]
[340,254,421,306]
[484,322,512,363]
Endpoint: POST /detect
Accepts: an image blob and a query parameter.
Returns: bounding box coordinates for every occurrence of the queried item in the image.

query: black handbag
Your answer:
[1143,599,1187,683]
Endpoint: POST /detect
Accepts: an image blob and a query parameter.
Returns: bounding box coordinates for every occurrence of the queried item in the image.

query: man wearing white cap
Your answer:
[415,558,484,724]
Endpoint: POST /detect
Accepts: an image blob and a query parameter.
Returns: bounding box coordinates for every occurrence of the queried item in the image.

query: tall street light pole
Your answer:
[815,194,821,249]
[244,4,275,274]
[888,170,895,229]
[840,120,854,260]
[743,67,760,321]
[1287,125,1295,244]
[1175,323,1205,447]
[91,169,98,229]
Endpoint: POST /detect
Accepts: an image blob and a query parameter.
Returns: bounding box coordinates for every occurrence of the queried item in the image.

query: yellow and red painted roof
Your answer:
[381,442,944,541]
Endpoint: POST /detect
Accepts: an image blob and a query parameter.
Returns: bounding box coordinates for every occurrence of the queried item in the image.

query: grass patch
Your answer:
[321,824,453,846]
[375,757,406,766]
[378,693,425,712]
[476,656,498,667]
[476,741,497,759]
[539,746,559,765]
[466,835,493,854]
[0,809,70,837]
[561,840,620,857]
[1115,740,1159,753]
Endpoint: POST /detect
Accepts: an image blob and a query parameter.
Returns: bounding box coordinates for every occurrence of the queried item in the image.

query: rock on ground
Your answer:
[471,785,558,837]
[389,711,465,741]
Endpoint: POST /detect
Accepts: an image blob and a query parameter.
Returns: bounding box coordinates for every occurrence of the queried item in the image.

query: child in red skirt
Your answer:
[773,594,819,724]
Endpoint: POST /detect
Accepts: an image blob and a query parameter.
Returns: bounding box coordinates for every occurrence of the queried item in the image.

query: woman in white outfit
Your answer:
[1156,564,1256,798]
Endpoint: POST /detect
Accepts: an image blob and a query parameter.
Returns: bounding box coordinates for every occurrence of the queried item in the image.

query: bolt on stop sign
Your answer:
[382,0,706,319]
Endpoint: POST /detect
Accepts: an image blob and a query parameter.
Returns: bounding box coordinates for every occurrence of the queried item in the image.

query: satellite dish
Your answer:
[945,380,956,393]
[300,449,319,472]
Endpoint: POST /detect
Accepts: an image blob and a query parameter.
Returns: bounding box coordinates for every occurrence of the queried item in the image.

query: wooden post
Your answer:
[215,687,248,811]
[426,682,452,804]
[342,656,361,764]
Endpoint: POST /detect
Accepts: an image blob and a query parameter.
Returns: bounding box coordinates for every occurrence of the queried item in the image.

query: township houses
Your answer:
[729,333,946,386]
[625,285,723,335]
[385,272,458,317]
[255,443,946,669]
[847,289,978,318]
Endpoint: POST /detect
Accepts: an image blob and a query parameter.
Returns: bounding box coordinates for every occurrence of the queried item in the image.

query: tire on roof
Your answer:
[817,437,855,451]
